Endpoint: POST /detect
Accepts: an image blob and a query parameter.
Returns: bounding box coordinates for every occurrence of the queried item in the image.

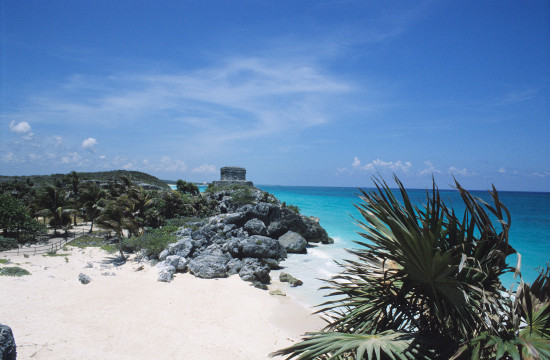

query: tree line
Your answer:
[0,172,214,256]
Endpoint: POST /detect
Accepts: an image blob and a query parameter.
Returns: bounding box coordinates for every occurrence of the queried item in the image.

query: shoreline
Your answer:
[0,247,324,360]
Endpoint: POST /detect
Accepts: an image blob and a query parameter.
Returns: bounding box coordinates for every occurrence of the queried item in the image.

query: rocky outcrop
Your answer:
[153,186,332,288]
[0,323,16,360]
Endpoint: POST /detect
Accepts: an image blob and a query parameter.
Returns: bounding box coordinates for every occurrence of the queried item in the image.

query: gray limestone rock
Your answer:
[165,255,182,268]
[244,218,267,236]
[240,235,287,260]
[157,265,176,282]
[78,273,92,284]
[238,258,271,284]
[278,231,307,254]
[279,272,303,287]
[159,249,169,261]
[187,254,229,279]
[0,323,16,360]
[226,258,243,275]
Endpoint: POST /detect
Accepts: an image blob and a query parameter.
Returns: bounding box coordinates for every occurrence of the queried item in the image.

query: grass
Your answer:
[68,234,118,253]
[0,266,31,277]
[0,259,9,264]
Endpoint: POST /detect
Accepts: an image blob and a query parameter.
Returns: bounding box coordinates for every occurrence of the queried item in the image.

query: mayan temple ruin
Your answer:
[211,166,254,187]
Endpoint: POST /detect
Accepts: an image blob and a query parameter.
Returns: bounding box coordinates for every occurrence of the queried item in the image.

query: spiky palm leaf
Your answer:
[271,330,428,360]
[274,176,521,360]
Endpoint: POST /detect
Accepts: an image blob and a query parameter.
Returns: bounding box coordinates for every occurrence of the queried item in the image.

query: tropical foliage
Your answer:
[0,193,45,243]
[273,176,550,360]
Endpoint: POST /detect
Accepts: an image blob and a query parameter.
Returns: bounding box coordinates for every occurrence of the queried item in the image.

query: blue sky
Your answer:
[1,1,549,191]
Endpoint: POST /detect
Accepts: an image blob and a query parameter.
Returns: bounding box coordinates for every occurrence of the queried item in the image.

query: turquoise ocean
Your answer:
[191,184,550,308]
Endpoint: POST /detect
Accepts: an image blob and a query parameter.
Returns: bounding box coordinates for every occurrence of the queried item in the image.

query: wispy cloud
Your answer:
[192,164,216,174]
[449,166,475,177]
[353,158,412,172]
[418,160,442,176]
[2,57,351,147]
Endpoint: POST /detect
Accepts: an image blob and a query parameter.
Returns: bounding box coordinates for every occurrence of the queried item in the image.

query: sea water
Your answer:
[181,184,549,307]
[257,185,550,308]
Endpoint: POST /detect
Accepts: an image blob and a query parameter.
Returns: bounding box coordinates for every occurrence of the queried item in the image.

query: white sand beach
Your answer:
[0,247,324,360]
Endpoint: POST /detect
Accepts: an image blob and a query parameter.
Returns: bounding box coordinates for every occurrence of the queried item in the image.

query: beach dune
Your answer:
[0,247,323,360]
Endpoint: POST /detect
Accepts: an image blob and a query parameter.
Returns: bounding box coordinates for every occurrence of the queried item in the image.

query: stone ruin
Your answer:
[211,166,253,187]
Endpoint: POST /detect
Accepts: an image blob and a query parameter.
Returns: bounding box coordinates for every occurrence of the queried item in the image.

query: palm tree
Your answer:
[272,176,549,359]
[96,198,137,260]
[34,185,73,235]
[79,182,106,233]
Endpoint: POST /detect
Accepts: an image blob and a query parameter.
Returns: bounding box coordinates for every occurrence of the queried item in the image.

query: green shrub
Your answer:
[122,229,176,258]
[282,202,301,214]
[0,259,10,264]
[0,266,31,277]
[205,183,253,193]
[0,236,18,251]
[231,188,255,206]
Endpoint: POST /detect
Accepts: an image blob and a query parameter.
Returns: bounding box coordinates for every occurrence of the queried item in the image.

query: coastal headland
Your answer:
[0,169,330,359]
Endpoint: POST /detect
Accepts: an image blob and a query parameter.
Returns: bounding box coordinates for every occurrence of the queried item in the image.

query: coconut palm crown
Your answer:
[272,176,549,360]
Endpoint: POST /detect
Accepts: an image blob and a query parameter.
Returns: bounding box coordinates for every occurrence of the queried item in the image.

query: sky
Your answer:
[1,1,549,191]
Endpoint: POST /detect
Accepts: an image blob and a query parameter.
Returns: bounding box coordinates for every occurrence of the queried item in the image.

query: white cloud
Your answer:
[53,136,63,146]
[9,120,31,134]
[352,157,361,167]
[99,155,106,160]
[448,166,473,176]
[497,167,506,174]
[9,120,34,139]
[192,164,216,174]
[61,152,81,164]
[155,156,187,172]
[359,158,412,172]
[2,152,16,163]
[81,137,98,152]
[418,160,442,176]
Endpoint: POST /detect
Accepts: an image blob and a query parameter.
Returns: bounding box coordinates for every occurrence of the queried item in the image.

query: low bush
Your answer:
[0,236,18,251]
[0,266,31,277]
[231,188,255,206]
[122,228,176,258]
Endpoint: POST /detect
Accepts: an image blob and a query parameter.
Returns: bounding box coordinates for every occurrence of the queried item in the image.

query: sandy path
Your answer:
[0,247,323,359]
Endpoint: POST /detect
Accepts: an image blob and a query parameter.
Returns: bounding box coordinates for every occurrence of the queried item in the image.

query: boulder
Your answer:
[238,258,271,284]
[168,238,194,258]
[223,212,244,226]
[301,216,333,244]
[165,255,188,271]
[0,323,16,360]
[279,272,303,287]
[240,235,287,260]
[78,273,92,285]
[278,231,307,253]
[158,265,176,282]
[188,254,229,279]
[226,258,243,275]
[159,249,169,261]
[244,218,267,236]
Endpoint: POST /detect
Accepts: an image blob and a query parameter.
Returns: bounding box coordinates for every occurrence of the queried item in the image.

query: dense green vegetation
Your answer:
[0,171,217,255]
[273,176,550,360]
[0,170,169,190]
[0,193,46,242]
